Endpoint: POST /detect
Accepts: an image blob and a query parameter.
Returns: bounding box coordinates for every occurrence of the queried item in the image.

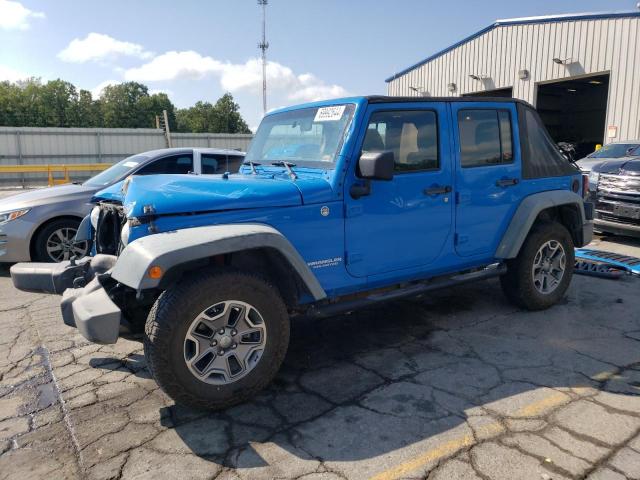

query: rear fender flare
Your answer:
[495,190,587,259]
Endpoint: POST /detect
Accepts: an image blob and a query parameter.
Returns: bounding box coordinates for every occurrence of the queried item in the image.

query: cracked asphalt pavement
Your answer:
[1,236,640,480]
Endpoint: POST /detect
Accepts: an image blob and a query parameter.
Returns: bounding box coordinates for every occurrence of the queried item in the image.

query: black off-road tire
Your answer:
[500,221,574,311]
[143,269,290,410]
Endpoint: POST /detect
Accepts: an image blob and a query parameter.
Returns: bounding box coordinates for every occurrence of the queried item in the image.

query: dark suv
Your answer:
[589,155,640,237]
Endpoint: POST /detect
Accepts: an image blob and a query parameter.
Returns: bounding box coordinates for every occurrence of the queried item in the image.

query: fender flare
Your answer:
[110,223,326,300]
[495,190,588,259]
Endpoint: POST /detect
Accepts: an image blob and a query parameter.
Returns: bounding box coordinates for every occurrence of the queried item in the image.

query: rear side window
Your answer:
[458,110,513,167]
[363,110,439,172]
[201,154,244,174]
[138,154,193,175]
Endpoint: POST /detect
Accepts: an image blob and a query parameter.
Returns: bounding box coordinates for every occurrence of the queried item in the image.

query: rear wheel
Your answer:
[144,269,290,410]
[33,218,89,263]
[500,221,574,310]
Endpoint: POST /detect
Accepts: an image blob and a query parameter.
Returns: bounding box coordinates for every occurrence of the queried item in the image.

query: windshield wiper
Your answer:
[271,161,298,180]
[242,161,261,175]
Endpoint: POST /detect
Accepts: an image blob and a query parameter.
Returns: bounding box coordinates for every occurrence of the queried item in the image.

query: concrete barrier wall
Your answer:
[0,127,253,185]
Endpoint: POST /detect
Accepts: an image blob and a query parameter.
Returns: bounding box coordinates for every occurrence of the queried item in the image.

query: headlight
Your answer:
[120,221,130,246]
[90,206,100,229]
[588,171,600,188]
[0,208,30,225]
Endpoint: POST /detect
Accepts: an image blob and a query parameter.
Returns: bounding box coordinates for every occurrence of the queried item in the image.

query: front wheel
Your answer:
[144,269,290,410]
[33,218,89,263]
[500,221,574,311]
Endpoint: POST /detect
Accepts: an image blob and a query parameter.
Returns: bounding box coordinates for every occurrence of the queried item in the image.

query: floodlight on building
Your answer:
[518,69,529,80]
[552,57,574,65]
[447,82,457,93]
[469,74,488,81]
[409,86,428,96]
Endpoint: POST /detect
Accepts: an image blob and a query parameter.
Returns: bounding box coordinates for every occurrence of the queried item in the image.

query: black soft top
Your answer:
[366,95,534,108]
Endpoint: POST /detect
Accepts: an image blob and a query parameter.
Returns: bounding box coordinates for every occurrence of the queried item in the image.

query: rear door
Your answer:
[344,102,453,277]
[452,103,523,256]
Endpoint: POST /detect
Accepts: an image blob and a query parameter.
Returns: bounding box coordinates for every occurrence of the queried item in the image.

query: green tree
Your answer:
[176,93,251,134]
[211,93,251,133]
[100,82,151,128]
[0,79,247,133]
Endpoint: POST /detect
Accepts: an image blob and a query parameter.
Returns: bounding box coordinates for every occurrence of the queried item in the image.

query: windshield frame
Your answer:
[82,154,150,187]
[245,103,356,169]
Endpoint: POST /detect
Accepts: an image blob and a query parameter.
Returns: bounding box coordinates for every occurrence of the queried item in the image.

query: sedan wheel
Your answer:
[33,218,90,263]
[45,227,88,262]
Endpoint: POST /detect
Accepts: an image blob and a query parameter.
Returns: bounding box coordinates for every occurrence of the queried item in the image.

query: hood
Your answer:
[576,156,613,172]
[0,184,96,211]
[92,180,125,203]
[592,157,640,175]
[119,173,333,218]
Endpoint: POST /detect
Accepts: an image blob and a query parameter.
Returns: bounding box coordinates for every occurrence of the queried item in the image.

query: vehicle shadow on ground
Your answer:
[127,277,640,473]
[592,233,640,250]
[0,264,11,278]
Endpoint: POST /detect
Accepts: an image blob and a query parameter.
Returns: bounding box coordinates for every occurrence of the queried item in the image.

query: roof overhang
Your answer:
[385,11,640,83]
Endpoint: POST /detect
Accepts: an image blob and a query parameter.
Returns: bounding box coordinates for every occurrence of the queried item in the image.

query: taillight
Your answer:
[581,174,589,198]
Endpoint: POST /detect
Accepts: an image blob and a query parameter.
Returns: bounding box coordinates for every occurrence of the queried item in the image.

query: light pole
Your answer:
[258,0,269,115]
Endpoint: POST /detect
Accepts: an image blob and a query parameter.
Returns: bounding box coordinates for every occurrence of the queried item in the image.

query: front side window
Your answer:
[137,154,193,175]
[458,109,513,167]
[362,110,439,172]
[245,104,355,166]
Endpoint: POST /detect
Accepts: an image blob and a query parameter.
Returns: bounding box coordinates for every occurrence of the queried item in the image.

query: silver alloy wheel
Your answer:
[184,300,267,385]
[45,228,88,262]
[532,239,566,294]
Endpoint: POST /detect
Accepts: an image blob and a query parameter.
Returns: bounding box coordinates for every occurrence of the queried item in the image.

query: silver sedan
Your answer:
[0,148,244,263]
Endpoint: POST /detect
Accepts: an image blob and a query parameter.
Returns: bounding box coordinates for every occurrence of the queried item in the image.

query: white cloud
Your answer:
[124,50,223,82]
[0,0,44,30]
[58,33,152,63]
[124,51,348,103]
[90,79,119,98]
[0,64,30,82]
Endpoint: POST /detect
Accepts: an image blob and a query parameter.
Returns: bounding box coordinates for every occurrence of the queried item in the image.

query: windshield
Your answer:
[83,154,149,187]
[588,143,640,158]
[245,104,355,166]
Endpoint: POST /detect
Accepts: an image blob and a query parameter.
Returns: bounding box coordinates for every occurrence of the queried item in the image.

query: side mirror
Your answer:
[358,151,394,181]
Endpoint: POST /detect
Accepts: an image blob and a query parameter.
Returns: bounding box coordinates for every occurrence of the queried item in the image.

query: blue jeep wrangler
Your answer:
[11,96,593,409]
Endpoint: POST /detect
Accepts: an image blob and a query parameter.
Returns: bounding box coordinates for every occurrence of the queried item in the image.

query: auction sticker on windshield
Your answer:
[314,105,346,122]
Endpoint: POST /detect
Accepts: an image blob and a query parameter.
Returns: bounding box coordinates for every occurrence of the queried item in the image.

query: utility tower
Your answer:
[258,0,269,114]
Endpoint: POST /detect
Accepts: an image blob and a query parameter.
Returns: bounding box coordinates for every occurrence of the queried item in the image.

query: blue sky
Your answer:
[0,0,637,129]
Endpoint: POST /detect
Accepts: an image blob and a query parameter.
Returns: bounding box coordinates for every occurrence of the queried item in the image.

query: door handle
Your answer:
[496,178,519,187]
[424,185,452,195]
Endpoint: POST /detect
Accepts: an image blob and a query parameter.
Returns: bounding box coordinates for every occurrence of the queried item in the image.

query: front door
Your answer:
[345,103,453,277]
[451,103,522,256]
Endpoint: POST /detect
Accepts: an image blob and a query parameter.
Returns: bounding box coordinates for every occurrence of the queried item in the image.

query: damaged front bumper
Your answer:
[10,255,123,344]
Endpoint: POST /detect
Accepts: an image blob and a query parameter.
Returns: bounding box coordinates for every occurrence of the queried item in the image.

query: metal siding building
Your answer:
[386,12,640,147]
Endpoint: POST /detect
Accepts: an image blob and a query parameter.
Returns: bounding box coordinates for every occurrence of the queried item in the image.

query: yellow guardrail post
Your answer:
[0,163,111,187]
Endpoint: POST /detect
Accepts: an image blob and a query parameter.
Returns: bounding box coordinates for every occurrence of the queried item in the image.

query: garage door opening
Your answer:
[536,74,609,159]
[463,87,513,98]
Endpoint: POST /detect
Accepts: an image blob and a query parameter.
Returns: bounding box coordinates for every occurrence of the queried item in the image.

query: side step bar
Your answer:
[306,263,506,319]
